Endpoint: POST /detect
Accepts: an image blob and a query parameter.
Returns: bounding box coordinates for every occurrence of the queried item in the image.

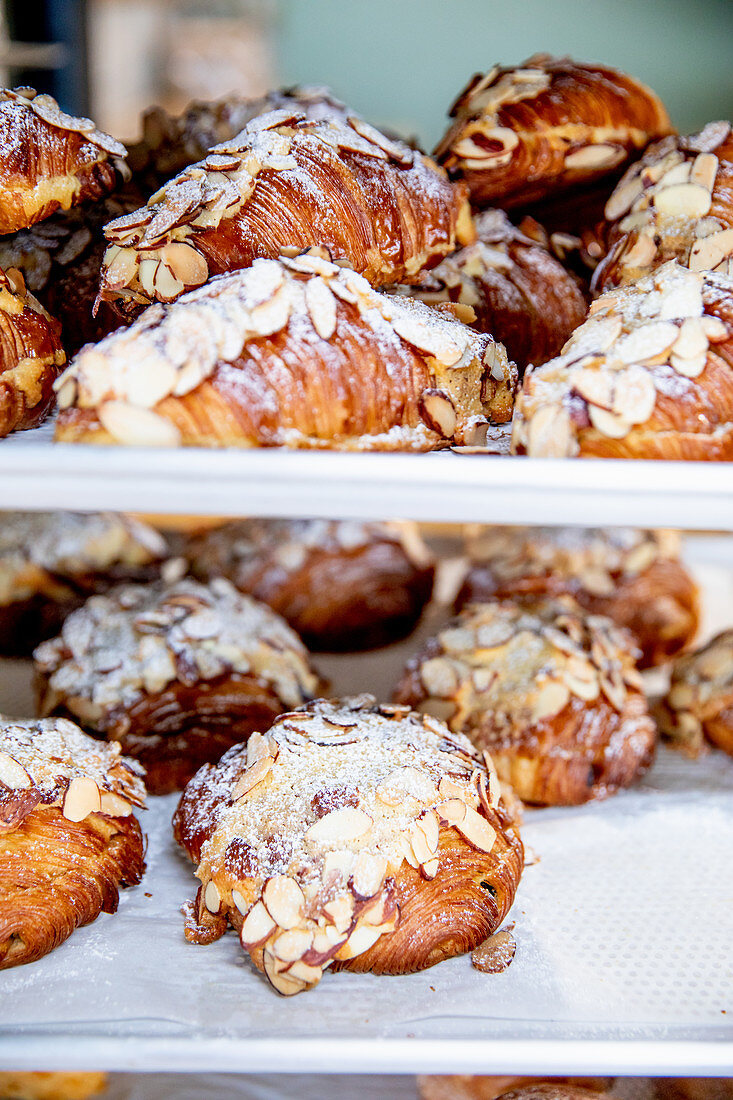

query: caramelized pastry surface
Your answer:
[0,266,65,436]
[173,695,523,995]
[55,252,516,450]
[435,56,672,209]
[512,261,733,459]
[657,628,733,757]
[0,716,145,968]
[394,598,655,805]
[458,526,698,668]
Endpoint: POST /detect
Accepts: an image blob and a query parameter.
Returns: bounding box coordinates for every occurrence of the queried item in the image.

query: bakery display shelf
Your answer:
[2,424,733,528]
[2,544,733,1077]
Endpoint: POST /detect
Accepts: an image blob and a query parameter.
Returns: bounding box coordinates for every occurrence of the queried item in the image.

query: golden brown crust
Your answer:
[656,629,733,757]
[435,56,672,209]
[0,88,127,234]
[457,526,698,668]
[512,262,733,459]
[184,518,434,651]
[54,253,516,450]
[0,806,144,968]
[99,109,472,314]
[395,209,587,374]
[174,695,522,995]
[34,575,323,794]
[394,598,655,806]
[0,1071,108,1100]
[0,266,65,436]
[594,123,733,291]
[655,1082,733,1100]
[418,1084,609,1100]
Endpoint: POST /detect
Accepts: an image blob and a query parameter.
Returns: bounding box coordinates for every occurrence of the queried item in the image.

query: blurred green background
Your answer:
[273,0,733,146]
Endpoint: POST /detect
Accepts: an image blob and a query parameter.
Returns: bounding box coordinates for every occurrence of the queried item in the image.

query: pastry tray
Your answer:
[2,539,733,1076]
[2,423,733,529]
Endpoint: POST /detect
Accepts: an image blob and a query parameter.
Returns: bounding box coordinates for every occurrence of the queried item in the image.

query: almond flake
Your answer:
[0,752,31,789]
[262,876,305,930]
[526,404,575,457]
[419,390,457,438]
[565,143,622,171]
[571,368,614,409]
[454,806,496,853]
[322,892,354,933]
[563,671,600,701]
[392,315,464,366]
[436,798,468,827]
[419,656,459,698]
[670,351,707,378]
[204,880,221,913]
[605,176,645,221]
[304,276,337,340]
[416,809,440,855]
[233,755,273,800]
[272,928,313,962]
[614,321,678,364]
[620,233,657,269]
[98,401,182,447]
[99,791,132,817]
[689,229,733,272]
[62,776,101,822]
[689,152,719,192]
[335,923,386,961]
[304,806,373,845]
[612,366,657,425]
[589,405,631,439]
[351,852,387,899]
[654,182,712,219]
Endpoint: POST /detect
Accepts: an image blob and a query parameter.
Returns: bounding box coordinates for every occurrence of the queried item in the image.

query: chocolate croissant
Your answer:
[0,716,145,969]
[457,526,699,668]
[174,695,523,995]
[34,574,323,793]
[0,510,168,657]
[593,121,733,291]
[0,266,65,436]
[394,598,656,805]
[54,252,516,449]
[183,518,434,651]
[0,88,128,235]
[435,56,672,209]
[98,109,473,314]
[656,629,733,757]
[395,209,587,374]
[512,261,733,459]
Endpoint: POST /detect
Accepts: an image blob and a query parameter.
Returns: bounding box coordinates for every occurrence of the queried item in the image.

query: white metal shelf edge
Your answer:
[1,443,732,527]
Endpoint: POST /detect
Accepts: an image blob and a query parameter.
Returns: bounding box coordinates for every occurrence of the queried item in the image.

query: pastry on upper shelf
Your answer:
[393,209,587,374]
[434,56,672,209]
[0,715,145,969]
[0,87,128,235]
[0,266,65,436]
[0,510,168,658]
[593,121,733,291]
[97,108,474,315]
[457,526,698,669]
[394,597,655,805]
[0,1073,108,1100]
[34,573,323,794]
[511,262,733,459]
[183,518,435,652]
[418,1081,610,1100]
[54,251,516,450]
[173,694,523,996]
[0,188,144,356]
[128,85,351,188]
[655,629,733,757]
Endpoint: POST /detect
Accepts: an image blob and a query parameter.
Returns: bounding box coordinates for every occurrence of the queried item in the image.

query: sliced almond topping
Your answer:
[304,275,338,340]
[322,892,354,933]
[286,959,323,985]
[323,849,355,882]
[454,806,496,853]
[620,233,657,269]
[563,670,600,701]
[673,317,709,358]
[204,880,221,914]
[272,928,313,963]
[376,766,438,807]
[689,152,719,193]
[263,949,307,996]
[104,246,138,290]
[262,876,305,930]
[670,351,707,378]
[305,806,373,845]
[98,401,182,447]
[351,852,387,899]
[571,367,614,410]
[589,405,631,439]
[99,791,132,817]
[0,752,31,789]
[419,390,458,438]
[393,316,464,366]
[232,755,273,800]
[152,263,184,303]
[615,321,679,364]
[399,833,420,869]
[605,175,645,221]
[335,922,388,961]
[689,229,733,272]
[531,679,571,723]
[438,776,469,801]
[700,316,729,341]
[422,857,439,879]
[419,656,459,698]
[612,366,657,425]
[565,143,622,171]
[416,809,440,855]
[654,182,712,219]
[624,541,657,574]
[347,116,412,164]
[62,776,101,822]
[231,889,249,916]
[580,566,615,596]
[600,673,627,711]
[436,797,468,827]
[668,682,696,710]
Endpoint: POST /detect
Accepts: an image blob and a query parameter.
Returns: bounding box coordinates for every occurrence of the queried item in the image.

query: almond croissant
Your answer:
[435,55,672,209]
[0,266,65,436]
[512,262,733,459]
[0,87,128,235]
[98,109,474,314]
[54,251,516,449]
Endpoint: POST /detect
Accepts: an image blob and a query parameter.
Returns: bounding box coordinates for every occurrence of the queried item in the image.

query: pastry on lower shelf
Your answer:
[183,518,435,652]
[0,716,145,969]
[418,1081,610,1100]
[434,56,672,209]
[656,629,733,757]
[54,252,516,450]
[0,511,168,657]
[593,121,733,291]
[0,1073,107,1100]
[394,597,655,805]
[655,1082,733,1100]
[0,88,128,235]
[173,694,524,996]
[393,209,587,375]
[457,526,698,668]
[98,109,473,315]
[0,266,65,436]
[511,262,733,459]
[34,574,324,794]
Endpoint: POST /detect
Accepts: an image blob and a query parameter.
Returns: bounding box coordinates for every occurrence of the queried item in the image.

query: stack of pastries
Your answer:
[0,52,727,458]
